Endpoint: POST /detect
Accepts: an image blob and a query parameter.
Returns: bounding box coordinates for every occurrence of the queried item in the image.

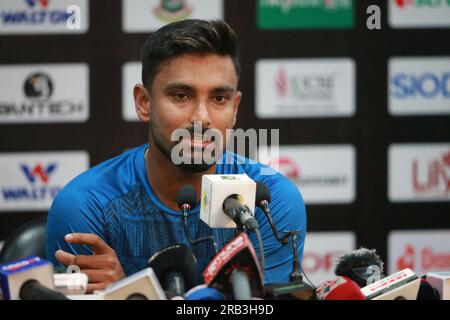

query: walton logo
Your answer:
[412,150,450,196]
[25,0,49,8]
[21,163,57,184]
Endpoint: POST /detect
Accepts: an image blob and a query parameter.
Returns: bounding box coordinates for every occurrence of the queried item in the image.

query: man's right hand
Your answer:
[55,233,126,293]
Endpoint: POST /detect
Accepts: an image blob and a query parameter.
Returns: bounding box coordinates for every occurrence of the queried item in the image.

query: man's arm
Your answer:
[46,189,125,292]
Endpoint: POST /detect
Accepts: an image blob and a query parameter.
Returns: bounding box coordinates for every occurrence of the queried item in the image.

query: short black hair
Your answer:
[141,19,241,90]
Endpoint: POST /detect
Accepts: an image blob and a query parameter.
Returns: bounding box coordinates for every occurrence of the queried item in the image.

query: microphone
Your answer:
[222,194,259,230]
[53,272,88,295]
[360,268,421,300]
[426,271,449,300]
[102,267,167,300]
[334,247,385,287]
[185,284,223,300]
[255,181,302,282]
[416,276,441,300]
[316,276,366,300]
[0,256,68,300]
[255,182,291,244]
[200,174,257,229]
[177,184,218,254]
[203,232,264,300]
[148,244,198,299]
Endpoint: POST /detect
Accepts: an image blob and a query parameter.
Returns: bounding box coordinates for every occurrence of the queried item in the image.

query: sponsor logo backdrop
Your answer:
[0,1,449,274]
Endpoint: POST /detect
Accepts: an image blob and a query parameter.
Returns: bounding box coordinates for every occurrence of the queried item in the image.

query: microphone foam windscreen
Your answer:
[177,184,197,209]
[148,244,198,291]
[255,181,271,204]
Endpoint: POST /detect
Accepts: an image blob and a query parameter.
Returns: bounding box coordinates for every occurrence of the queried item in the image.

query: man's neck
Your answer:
[145,145,217,211]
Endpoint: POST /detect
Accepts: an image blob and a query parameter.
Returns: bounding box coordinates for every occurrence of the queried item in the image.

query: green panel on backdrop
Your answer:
[258,0,354,29]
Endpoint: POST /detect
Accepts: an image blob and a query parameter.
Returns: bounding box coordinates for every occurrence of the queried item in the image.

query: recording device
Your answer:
[426,271,450,300]
[200,174,256,229]
[203,232,264,299]
[334,247,385,287]
[177,184,218,254]
[0,256,67,300]
[316,276,366,300]
[360,268,420,300]
[102,267,167,300]
[53,272,88,295]
[148,244,198,299]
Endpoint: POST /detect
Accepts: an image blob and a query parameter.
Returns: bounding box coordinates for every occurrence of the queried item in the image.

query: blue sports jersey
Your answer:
[46,144,307,284]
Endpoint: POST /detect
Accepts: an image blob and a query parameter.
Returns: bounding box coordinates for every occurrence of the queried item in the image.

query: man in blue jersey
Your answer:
[46,19,307,293]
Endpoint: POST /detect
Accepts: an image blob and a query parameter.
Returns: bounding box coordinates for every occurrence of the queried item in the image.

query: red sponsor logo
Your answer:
[396,243,450,272]
[395,0,415,8]
[413,151,450,196]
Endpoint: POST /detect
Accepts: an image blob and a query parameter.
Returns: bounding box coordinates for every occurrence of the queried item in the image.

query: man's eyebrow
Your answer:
[163,83,237,93]
[211,85,236,93]
[163,83,194,92]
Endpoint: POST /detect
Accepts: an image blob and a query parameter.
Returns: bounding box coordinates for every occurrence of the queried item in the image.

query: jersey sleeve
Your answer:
[45,186,106,271]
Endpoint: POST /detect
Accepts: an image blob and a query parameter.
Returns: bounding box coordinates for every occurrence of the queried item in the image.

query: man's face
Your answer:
[138,53,241,172]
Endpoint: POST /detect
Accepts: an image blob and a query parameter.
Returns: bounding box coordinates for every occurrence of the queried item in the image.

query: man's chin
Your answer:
[175,162,215,173]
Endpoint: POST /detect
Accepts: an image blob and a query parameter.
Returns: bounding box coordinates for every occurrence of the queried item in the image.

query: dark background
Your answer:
[0,0,449,265]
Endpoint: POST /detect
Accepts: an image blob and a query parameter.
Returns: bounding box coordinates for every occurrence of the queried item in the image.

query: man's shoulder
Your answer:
[53,145,145,209]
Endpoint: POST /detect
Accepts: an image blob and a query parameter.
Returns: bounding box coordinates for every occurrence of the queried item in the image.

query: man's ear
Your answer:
[231,90,242,128]
[133,84,151,122]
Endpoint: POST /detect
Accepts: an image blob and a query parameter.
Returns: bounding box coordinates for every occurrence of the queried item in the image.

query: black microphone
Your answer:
[20,280,68,300]
[177,185,218,255]
[147,244,198,299]
[222,194,259,230]
[417,276,441,300]
[334,248,385,288]
[255,181,293,244]
[255,181,303,282]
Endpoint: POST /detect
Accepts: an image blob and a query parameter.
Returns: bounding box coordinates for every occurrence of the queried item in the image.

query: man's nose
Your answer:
[189,100,211,128]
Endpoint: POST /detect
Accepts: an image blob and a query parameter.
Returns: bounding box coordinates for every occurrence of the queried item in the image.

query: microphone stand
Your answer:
[181,204,218,255]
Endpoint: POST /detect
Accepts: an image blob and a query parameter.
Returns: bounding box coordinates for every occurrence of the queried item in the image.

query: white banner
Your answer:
[388,230,450,275]
[302,232,356,286]
[0,0,89,34]
[0,64,89,123]
[389,0,450,28]
[122,62,141,122]
[388,143,450,202]
[256,58,355,118]
[389,57,450,116]
[0,151,89,211]
[122,0,223,32]
[260,145,355,204]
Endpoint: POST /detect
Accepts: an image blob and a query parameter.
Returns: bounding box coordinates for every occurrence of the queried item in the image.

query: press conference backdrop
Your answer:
[0,0,449,285]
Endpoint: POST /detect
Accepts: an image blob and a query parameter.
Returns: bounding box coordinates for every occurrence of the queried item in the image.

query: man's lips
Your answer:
[181,136,213,148]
